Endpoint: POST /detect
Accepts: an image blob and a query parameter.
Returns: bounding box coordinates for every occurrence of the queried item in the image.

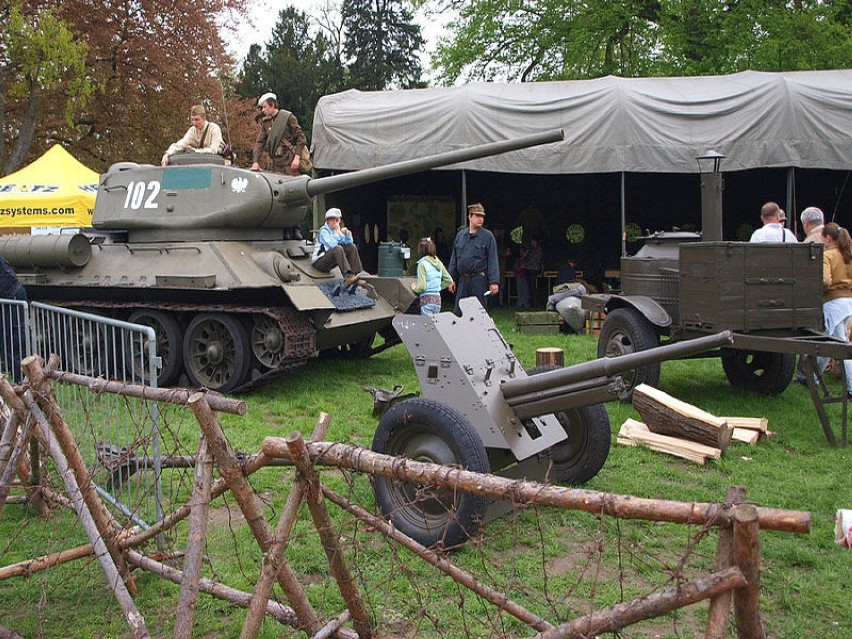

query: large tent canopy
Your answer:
[0,145,98,228]
[312,70,852,175]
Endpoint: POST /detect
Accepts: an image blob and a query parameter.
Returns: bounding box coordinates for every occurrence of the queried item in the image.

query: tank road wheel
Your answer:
[371,398,490,548]
[720,348,795,396]
[183,313,251,394]
[597,308,660,396]
[528,366,611,485]
[67,321,112,378]
[127,310,183,386]
[250,314,286,370]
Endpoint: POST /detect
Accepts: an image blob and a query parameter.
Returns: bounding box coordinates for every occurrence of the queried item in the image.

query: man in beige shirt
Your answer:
[161,104,224,166]
[800,206,825,243]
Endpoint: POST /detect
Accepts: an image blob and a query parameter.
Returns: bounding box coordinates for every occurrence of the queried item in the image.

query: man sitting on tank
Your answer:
[161,105,224,166]
[312,208,365,287]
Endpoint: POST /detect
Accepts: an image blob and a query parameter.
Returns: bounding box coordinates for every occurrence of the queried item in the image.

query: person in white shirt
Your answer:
[161,104,224,166]
[749,201,798,243]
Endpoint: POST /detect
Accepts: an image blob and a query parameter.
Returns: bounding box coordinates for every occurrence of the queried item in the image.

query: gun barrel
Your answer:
[501,331,734,400]
[306,129,564,197]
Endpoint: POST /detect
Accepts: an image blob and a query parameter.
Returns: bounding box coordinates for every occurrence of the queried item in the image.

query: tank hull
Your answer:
[11,233,415,393]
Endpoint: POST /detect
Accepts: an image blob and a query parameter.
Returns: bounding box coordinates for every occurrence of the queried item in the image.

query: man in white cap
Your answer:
[251,92,308,176]
[312,208,364,287]
[161,104,224,166]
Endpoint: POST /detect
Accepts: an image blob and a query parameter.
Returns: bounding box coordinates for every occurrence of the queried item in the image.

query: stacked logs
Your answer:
[618,384,772,464]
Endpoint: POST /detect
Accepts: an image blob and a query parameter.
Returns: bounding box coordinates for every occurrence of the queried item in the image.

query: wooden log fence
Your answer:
[0,358,812,639]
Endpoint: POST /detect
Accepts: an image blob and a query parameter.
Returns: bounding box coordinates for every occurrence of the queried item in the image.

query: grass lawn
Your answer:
[1,307,851,638]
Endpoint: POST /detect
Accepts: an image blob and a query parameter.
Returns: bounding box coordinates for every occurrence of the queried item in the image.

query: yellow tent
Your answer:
[0,145,98,228]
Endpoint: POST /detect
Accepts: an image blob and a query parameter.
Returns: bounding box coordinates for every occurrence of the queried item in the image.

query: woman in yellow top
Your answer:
[821,222,852,396]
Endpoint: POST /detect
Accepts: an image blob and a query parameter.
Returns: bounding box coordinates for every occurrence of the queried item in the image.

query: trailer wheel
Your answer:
[720,348,795,396]
[597,308,660,395]
[528,366,611,485]
[183,313,251,393]
[128,309,183,386]
[372,398,490,548]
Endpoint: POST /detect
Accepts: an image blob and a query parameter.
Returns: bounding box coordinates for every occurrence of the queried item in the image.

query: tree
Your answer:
[341,0,425,90]
[431,0,852,83]
[0,3,92,175]
[2,0,256,174]
[236,7,345,141]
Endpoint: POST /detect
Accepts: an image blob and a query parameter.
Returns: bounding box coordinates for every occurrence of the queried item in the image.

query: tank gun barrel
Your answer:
[305,129,564,198]
[501,330,734,400]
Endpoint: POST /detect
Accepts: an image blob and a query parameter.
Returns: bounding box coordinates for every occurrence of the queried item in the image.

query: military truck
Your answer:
[581,171,850,411]
[0,130,563,393]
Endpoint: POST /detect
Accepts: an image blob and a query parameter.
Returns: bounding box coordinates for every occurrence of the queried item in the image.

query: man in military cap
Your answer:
[250,92,308,176]
[161,104,224,166]
[448,202,500,315]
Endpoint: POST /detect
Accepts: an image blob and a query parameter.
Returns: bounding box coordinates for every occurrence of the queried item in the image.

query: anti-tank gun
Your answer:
[369,297,734,547]
[1,130,564,394]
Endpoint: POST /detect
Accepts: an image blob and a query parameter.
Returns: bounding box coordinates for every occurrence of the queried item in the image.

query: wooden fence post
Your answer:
[241,413,333,639]
[173,433,213,639]
[188,392,325,637]
[22,355,137,595]
[286,432,373,639]
[732,504,766,639]
[705,485,747,638]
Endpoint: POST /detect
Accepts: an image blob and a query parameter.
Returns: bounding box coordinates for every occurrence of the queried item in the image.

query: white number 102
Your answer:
[123,181,161,209]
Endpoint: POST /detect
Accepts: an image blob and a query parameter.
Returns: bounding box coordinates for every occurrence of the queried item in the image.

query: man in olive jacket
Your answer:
[250,92,307,176]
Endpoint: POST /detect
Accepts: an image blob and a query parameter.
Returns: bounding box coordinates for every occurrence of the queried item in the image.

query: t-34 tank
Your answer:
[1,130,563,393]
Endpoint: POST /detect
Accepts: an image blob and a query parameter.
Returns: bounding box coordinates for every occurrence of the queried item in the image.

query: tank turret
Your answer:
[4,130,564,393]
[92,130,564,242]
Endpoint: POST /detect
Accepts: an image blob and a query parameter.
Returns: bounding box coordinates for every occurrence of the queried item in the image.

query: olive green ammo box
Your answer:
[678,242,823,333]
[515,311,562,334]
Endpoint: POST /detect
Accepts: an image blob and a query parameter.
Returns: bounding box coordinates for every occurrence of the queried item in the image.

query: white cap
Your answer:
[258,92,277,106]
[325,208,342,220]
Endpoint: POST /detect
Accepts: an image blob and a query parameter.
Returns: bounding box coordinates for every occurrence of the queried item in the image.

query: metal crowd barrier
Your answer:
[2,300,164,531]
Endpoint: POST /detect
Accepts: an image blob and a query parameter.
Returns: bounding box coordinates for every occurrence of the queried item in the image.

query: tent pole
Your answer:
[621,172,627,257]
[786,167,795,234]
[461,169,467,229]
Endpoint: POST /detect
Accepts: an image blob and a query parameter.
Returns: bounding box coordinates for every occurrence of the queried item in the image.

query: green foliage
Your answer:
[433,0,852,83]
[0,3,94,173]
[341,0,426,90]
[236,7,345,139]
[237,0,426,137]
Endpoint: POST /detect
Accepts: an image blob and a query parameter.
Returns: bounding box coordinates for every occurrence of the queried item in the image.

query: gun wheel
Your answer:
[528,366,611,485]
[371,398,490,549]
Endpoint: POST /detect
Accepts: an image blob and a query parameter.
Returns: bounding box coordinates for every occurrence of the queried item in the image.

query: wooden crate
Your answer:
[516,311,561,334]
[679,242,823,333]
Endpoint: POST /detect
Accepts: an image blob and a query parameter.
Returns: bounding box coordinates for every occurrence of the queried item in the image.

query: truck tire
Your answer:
[720,348,795,396]
[597,307,660,395]
[528,366,611,485]
[371,398,490,548]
